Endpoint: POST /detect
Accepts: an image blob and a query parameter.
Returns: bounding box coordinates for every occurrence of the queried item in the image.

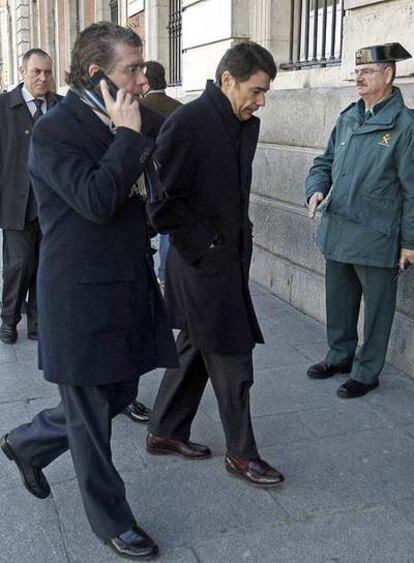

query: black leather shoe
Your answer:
[337,378,379,399]
[146,432,211,459]
[105,524,159,560]
[307,360,352,379]
[0,323,17,344]
[225,454,285,488]
[27,331,38,341]
[123,401,151,424]
[0,434,51,499]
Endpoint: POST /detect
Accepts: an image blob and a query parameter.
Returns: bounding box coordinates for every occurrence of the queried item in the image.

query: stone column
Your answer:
[14,0,30,64]
[250,0,291,67]
[144,0,169,68]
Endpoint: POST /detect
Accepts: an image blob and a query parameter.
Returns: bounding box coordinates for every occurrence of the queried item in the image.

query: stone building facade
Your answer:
[143,0,414,376]
[0,0,413,375]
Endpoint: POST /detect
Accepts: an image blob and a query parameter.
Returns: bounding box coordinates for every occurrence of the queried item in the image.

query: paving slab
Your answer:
[193,505,414,563]
[264,426,414,519]
[0,485,69,563]
[1,283,414,562]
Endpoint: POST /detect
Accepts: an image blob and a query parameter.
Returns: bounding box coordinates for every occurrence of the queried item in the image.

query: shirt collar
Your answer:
[21,85,46,104]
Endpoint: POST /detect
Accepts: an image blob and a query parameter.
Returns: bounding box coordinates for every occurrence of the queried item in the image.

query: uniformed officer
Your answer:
[305,43,414,398]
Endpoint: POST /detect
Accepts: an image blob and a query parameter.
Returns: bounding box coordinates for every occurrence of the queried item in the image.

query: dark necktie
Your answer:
[32,98,44,123]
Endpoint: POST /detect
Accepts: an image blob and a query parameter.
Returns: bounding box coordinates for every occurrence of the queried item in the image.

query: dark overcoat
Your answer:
[0,84,61,229]
[28,90,177,386]
[148,80,264,354]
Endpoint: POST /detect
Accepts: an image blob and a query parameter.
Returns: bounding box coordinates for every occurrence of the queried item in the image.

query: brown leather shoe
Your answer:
[225,453,285,488]
[146,432,211,459]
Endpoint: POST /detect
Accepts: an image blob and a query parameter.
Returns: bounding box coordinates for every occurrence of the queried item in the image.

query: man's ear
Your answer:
[384,66,393,86]
[221,70,235,89]
[87,64,100,78]
[19,66,26,79]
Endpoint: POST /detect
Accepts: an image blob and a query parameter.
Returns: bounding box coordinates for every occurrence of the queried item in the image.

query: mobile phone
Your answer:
[83,70,119,116]
[89,70,119,100]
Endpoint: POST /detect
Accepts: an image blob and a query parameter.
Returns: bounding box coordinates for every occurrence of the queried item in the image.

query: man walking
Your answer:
[306,43,414,398]
[1,22,177,560]
[146,42,285,488]
[0,49,61,343]
[141,60,182,288]
[121,61,183,426]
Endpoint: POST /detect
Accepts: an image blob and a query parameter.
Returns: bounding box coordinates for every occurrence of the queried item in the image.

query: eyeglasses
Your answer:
[113,64,146,77]
[354,68,384,77]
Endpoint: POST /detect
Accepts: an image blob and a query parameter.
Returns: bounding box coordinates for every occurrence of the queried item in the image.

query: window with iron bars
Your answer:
[168,0,182,86]
[280,0,345,70]
[110,0,119,24]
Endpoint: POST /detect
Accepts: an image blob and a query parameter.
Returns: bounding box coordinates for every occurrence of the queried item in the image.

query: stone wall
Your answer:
[250,84,414,376]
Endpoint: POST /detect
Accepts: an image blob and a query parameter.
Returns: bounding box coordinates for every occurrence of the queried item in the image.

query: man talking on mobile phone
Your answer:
[0,22,177,560]
[306,43,414,399]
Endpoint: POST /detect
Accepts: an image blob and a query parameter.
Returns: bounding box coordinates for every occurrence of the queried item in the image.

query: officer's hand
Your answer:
[399,248,414,271]
[100,80,142,133]
[308,192,324,219]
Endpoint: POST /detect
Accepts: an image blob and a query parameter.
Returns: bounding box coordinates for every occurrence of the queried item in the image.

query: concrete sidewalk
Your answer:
[1,282,414,562]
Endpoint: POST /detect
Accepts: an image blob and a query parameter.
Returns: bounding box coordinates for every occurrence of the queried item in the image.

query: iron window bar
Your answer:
[167,0,182,86]
[281,0,345,70]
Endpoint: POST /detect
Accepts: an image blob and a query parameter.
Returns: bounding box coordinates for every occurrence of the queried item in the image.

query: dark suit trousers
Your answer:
[149,330,259,459]
[1,220,40,332]
[8,380,138,539]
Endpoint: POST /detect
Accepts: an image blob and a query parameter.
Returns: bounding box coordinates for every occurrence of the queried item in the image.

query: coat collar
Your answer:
[344,87,405,133]
[8,83,60,110]
[204,80,242,135]
[61,89,162,144]
[62,89,114,145]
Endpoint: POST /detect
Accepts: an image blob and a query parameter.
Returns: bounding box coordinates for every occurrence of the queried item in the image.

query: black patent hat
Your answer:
[355,42,412,65]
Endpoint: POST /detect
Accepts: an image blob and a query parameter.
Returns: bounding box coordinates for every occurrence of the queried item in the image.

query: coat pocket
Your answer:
[75,263,136,335]
[360,195,400,237]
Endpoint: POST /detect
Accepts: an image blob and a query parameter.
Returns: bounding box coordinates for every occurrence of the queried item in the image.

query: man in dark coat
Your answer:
[0,49,61,344]
[122,61,183,425]
[306,43,414,399]
[0,22,177,560]
[141,61,182,287]
[146,42,285,488]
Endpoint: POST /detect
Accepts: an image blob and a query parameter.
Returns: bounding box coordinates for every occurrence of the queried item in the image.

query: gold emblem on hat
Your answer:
[379,133,391,146]
[356,50,363,62]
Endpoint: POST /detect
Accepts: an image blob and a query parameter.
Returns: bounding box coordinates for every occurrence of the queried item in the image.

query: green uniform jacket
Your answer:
[305,87,414,268]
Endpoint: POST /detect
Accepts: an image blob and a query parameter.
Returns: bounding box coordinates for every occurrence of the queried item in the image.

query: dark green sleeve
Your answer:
[397,124,414,249]
[304,126,336,203]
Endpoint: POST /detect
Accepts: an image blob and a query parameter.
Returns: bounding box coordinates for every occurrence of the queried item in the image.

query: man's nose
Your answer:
[257,94,266,107]
[136,73,148,88]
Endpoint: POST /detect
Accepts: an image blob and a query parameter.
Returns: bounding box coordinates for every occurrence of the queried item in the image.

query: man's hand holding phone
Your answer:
[100,79,142,133]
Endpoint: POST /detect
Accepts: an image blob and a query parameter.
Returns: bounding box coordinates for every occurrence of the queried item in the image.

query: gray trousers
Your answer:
[325,260,397,384]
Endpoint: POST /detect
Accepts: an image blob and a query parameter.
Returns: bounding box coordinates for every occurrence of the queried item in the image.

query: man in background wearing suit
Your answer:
[141,61,182,289]
[0,49,61,344]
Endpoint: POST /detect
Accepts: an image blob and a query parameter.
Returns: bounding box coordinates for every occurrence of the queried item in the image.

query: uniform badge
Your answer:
[379,133,391,147]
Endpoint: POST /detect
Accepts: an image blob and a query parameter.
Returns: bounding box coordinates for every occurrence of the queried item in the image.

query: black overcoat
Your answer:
[148,80,264,354]
[28,90,177,386]
[0,84,61,229]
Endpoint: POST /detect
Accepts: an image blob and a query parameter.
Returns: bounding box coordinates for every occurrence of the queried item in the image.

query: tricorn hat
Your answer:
[355,42,412,65]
